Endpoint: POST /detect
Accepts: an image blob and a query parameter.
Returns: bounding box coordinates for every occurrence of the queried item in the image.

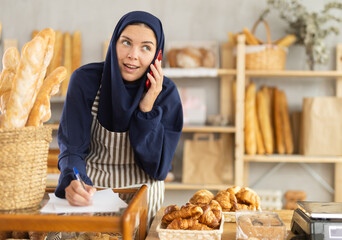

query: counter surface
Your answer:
[146,208,296,240]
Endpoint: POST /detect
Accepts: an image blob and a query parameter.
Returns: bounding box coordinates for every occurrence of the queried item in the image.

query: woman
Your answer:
[55,11,183,225]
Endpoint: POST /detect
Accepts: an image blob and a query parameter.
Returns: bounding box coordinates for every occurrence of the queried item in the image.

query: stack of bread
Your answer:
[244,83,294,155]
[32,29,81,96]
[0,28,66,128]
[161,190,223,231]
[167,47,216,68]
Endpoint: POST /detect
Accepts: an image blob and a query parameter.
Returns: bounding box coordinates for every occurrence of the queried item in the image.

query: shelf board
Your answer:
[46,123,59,130]
[245,70,342,78]
[244,154,342,163]
[165,182,231,190]
[163,67,219,78]
[182,125,235,133]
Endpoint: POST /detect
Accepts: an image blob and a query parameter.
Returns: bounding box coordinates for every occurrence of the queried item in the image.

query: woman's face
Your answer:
[116,24,157,81]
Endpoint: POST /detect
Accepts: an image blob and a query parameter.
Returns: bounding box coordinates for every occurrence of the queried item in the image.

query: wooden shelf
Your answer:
[244,154,342,163]
[165,182,231,191]
[46,123,59,130]
[217,69,342,78]
[182,125,235,133]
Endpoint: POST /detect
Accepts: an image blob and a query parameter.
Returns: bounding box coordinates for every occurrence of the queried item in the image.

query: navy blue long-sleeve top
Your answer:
[55,11,183,198]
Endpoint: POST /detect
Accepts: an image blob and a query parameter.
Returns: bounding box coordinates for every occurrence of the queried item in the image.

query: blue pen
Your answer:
[73,167,86,190]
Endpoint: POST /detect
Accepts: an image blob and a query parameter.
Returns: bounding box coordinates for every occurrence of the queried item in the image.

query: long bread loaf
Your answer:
[61,32,72,96]
[245,82,256,155]
[256,90,274,154]
[280,90,294,154]
[47,30,63,76]
[26,66,67,126]
[0,47,20,114]
[274,88,285,154]
[72,30,82,72]
[0,36,47,128]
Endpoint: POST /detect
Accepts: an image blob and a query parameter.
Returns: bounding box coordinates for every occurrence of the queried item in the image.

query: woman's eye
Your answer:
[123,40,130,46]
[142,45,151,51]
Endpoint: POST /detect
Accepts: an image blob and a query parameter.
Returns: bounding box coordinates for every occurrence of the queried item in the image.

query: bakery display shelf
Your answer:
[46,123,59,130]
[182,125,235,133]
[246,70,342,78]
[165,182,231,191]
[0,186,148,240]
[244,154,342,163]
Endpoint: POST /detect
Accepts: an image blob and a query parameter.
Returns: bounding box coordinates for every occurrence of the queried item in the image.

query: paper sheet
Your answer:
[40,188,127,214]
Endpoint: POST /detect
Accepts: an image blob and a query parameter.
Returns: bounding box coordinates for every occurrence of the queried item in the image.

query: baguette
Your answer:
[33,28,55,100]
[0,47,20,114]
[61,32,72,96]
[244,82,256,155]
[280,90,294,154]
[0,36,47,128]
[46,30,63,76]
[72,30,82,72]
[26,66,67,126]
[256,89,274,154]
[242,27,259,45]
[275,34,296,47]
[273,88,285,154]
[254,104,265,154]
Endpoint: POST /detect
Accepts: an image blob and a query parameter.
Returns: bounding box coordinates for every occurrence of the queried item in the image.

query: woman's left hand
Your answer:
[139,59,163,112]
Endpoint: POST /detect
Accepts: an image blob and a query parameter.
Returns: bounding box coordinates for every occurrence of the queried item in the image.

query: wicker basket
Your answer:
[245,20,287,70]
[0,126,52,210]
[157,216,224,240]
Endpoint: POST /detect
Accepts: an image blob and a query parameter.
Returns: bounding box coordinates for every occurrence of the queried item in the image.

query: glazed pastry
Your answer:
[236,187,261,210]
[0,47,20,114]
[198,204,220,229]
[26,66,66,126]
[166,218,211,230]
[164,204,180,215]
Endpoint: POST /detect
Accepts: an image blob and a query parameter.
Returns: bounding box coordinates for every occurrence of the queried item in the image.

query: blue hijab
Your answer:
[98,11,165,131]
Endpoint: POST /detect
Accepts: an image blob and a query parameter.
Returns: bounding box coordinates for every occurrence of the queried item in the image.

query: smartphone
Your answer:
[146,49,162,89]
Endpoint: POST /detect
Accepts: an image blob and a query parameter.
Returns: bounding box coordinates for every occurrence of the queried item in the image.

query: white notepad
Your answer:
[40,188,128,214]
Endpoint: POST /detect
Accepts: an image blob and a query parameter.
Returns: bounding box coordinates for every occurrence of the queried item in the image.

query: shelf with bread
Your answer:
[232,32,342,201]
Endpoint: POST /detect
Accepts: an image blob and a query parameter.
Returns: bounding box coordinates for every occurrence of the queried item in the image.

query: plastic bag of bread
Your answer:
[236,211,286,240]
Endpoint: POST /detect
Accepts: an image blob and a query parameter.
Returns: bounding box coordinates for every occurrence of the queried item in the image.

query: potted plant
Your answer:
[260,0,342,70]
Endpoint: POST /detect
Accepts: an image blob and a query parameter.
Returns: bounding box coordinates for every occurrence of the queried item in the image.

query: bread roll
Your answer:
[244,82,256,155]
[26,66,67,126]
[176,47,201,68]
[47,30,63,76]
[61,32,72,96]
[0,36,47,128]
[72,30,82,72]
[274,88,285,154]
[0,47,20,114]
[256,89,274,154]
[280,90,294,154]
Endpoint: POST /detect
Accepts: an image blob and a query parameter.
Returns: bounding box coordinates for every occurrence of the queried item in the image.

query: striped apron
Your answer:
[85,87,164,227]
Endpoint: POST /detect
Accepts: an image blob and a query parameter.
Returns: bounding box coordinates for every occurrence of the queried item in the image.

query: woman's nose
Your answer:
[128,47,138,60]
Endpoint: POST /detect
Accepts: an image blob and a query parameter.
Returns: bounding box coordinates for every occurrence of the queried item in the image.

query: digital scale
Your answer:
[291,201,342,240]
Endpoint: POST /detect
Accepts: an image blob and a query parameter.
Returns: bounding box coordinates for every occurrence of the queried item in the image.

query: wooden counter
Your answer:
[0,186,148,240]
[146,208,296,240]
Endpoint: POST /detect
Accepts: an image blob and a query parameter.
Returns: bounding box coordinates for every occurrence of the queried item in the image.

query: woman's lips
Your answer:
[123,63,139,72]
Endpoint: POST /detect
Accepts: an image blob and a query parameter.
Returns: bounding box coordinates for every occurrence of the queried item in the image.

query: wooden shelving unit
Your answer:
[232,34,342,201]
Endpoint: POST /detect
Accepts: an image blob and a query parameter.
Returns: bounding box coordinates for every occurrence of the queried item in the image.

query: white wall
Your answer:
[1,0,341,205]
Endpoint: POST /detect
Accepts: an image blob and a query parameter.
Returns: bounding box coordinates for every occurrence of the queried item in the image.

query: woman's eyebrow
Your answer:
[142,41,155,46]
[121,35,155,46]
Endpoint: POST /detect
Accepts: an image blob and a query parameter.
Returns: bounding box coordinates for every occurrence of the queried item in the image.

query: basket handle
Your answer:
[251,20,272,44]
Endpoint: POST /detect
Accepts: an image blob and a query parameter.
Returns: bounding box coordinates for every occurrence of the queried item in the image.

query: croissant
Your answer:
[162,203,203,223]
[198,205,220,229]
[215,190,233,211]
[235,187,261,209]
[209,200,222,222]
[164,204,180,215]
[189,190,215,207]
